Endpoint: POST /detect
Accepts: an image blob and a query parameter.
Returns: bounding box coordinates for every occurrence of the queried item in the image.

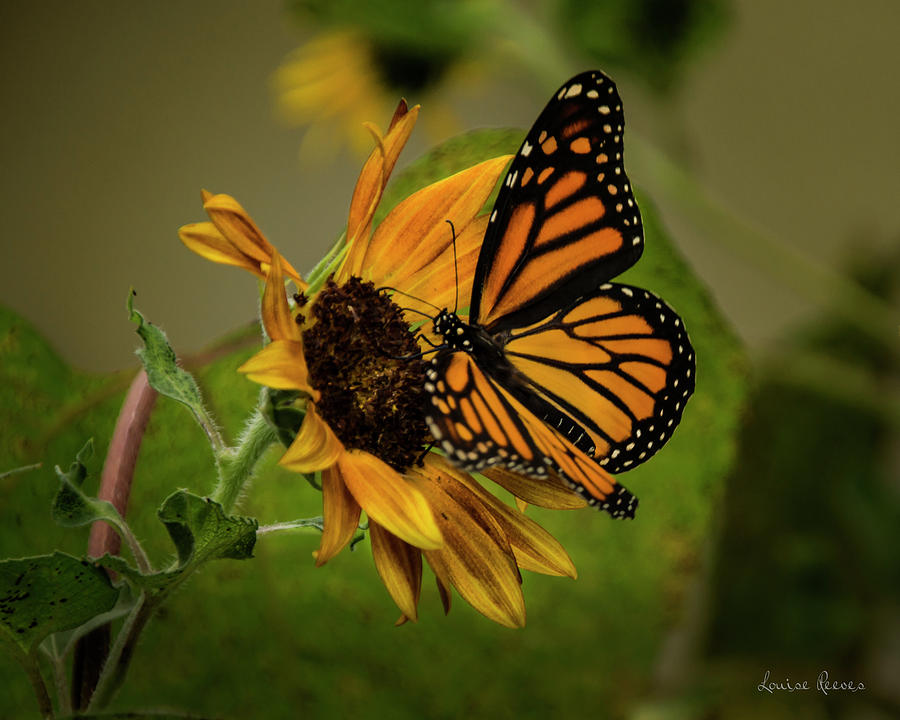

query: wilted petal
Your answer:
[262,252,302,342]
[316,465,363,565]
[337,450,442,550]
[279,403,344,473]
[370,520,422,620]
[203,192,303,283]
[343,102,419,277]
[416,464,526,629]
[178,221,263,277]
[433,457,577,578]
[360,157,512,287]
[482,466,587,510]
[238,340,312,394]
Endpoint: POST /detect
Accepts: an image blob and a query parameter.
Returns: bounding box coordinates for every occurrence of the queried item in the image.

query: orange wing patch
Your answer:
[535,196,606,247]
[545,171,588,209]
[570,137,592,154]
[479,202,536,325]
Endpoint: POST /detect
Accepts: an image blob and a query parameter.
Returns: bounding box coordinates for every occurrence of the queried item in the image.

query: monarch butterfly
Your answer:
[423,70,695,518]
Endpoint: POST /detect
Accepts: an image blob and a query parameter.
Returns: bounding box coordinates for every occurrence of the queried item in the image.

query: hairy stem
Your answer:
[257,517,325,535]
[212,407,278,514]
[21,650,54,719]
[85,592,149,713]
[50,651,71,718]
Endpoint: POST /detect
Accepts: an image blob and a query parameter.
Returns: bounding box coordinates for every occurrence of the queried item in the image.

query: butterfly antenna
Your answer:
[376,285,441,313]
[398,306,434,320]
[446,220,459,313]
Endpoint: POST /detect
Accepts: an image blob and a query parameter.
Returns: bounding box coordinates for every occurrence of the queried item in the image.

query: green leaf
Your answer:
[127,291,221,450]
[96,492,258,595]
[41,582,136,662]
[52,439,123,531]
[158,490,258,566]
[263,388,306,449]
[0,552,119,656]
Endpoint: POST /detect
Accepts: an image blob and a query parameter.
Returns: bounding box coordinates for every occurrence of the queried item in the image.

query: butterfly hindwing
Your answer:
[503,282,696,473]
[471,70,644,331]
[424,350,638,518]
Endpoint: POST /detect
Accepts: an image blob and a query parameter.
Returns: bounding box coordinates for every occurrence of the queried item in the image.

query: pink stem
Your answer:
[73,370,157,711]
[88,371,157,557]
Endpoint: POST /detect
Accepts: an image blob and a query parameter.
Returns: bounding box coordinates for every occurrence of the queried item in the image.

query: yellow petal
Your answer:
[237,340,312,394]
[369,520,422,621]
[279,403,344,473]
[203,192,273,262]
[316,465,362,566]
[262,252,302,342]
[433,457,577,578]
[178,222,263,278]
[203,192,304,283]
[416,464,526,629]
[401,214,487,320]
[343,103,419,278]
[337,450,442,550]
[482,466,587,510]
[360,156,512,287]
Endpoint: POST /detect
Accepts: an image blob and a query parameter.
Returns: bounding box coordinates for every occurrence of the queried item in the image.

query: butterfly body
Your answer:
[423,71,695,519]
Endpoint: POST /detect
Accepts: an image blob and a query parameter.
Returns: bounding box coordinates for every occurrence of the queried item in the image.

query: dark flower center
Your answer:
[302,277,429,472]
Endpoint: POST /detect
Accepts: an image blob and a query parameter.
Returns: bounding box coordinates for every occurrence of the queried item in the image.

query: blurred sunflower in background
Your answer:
[273,0,488,156]
[180,100,585,626]
[273,0,728,156]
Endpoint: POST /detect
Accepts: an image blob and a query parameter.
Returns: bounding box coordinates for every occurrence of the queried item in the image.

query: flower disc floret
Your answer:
[302,277,429,471]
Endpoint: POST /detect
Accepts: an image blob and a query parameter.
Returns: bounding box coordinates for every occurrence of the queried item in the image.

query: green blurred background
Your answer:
[1,1,898,718]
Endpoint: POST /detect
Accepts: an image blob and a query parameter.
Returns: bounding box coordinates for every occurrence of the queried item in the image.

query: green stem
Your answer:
[0,461,42,480]
[20,651,54,719]
[50,650,71,718]
[115,519,153,574]
[257,517,324,535]
[85,592,148,713]
[211,409,278,514]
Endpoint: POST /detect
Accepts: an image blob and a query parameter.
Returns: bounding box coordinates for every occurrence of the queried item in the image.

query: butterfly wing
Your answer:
[502,282,695,473]
[471,70,644,331]
[424,350,638,518]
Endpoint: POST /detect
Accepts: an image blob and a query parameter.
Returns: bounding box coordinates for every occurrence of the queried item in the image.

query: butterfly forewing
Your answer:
[471,70,644,332]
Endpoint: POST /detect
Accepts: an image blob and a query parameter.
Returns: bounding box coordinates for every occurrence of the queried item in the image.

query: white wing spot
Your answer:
[521,140,533,157]
[564,83,583,98]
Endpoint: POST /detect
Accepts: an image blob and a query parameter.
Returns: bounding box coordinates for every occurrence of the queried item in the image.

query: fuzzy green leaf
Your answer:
[0,553,119,656]
[51,439,124,533]
[158,490,258,567]
[127,291,220,449]
[96,492,258,595]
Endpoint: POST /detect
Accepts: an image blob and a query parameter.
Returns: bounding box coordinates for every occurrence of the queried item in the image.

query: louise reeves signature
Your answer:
[758,670,866,695]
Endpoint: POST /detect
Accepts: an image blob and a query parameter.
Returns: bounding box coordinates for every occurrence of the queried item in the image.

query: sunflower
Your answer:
[272,30,463,158]
[179,101,586,627]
